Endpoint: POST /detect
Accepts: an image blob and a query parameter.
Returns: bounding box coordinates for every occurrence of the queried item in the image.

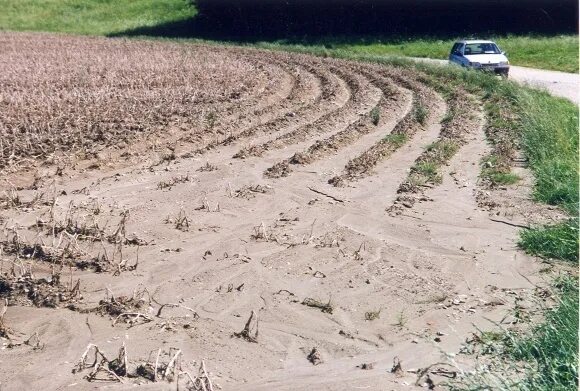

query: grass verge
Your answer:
[454,276,578,391]
[505,277,578,391]
[520,220,579,263]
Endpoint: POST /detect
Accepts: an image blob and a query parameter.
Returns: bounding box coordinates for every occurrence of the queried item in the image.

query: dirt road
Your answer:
[0,34,563,390]
[413,57,578,103]
[509,65,579,104]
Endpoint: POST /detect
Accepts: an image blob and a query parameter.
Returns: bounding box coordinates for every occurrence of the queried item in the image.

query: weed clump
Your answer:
[370,107,380,125]
[365,309,381,321]
[414,104,428,125]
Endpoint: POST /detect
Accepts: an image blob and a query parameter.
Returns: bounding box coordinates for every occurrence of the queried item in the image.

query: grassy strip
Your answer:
[453,276,578,391]
[518,92,579,214]
[410,140,459,185]
[515,82,578,264]
[481,156,521,186]
[520,220,579,263]
[0,0,196,36]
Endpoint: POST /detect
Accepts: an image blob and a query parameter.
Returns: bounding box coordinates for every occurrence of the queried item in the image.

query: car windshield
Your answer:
[464,43,501,55]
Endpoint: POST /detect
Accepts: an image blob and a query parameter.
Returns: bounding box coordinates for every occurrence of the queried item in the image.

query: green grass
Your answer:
[0,0,196,36]
[425,140,459,163]
[520,219,579,263]
[413,161,441,183]
[406,139,459,188]
[382,133,408,147]
[519,92,579,214]
[481,155,521,186]
[485,171,521,185]
[326,35,579,73]
[506,277,578,391]
[514,80,578,266]
[370,106,380,126]
[454,276,578,391]
[414,103,428,125]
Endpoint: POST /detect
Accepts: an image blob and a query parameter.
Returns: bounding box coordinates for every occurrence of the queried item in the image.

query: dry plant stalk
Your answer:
[165,208,191,232]
[233,310,259,343]
[0,33,265,171]
[73,343,126,383]
[302,297,334,314]
[0,298,10,338]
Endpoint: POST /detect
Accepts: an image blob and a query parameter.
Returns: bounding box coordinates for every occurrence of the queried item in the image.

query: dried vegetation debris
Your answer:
[0,200,144,316]
[0,33,265,171]
[73,343,215,389]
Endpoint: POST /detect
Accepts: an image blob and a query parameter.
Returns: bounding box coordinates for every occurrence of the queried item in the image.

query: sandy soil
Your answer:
[0,34,561,391]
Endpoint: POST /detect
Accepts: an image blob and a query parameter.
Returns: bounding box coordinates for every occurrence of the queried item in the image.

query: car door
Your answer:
[449,43,464,66]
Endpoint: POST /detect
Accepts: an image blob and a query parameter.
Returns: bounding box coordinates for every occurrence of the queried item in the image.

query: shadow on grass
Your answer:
[109,0,578,44]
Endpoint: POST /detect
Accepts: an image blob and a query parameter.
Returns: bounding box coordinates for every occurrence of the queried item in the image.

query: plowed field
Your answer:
[0,33,556,391]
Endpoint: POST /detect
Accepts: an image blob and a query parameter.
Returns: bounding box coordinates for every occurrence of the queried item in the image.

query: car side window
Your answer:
[454,44,464,55]
[450,43,459,55]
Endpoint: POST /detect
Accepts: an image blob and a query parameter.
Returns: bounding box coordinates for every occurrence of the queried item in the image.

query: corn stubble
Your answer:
[0,33,261,171]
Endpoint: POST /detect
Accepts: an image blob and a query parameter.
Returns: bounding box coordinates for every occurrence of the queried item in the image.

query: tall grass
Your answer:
[516,87,578,263]
[519,92,579,214]
[520,220,579,263]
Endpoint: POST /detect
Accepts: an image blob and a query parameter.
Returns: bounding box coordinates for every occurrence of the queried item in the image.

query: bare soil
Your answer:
[0,33,558,391]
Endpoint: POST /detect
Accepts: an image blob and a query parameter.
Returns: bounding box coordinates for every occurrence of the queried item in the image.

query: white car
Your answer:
[449,40,510,77]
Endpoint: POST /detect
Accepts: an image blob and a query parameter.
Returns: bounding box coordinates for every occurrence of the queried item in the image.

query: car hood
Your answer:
[464,54,508,64]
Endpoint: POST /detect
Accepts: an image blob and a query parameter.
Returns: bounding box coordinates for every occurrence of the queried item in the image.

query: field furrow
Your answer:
[196,56,344,153]
[328,67,442,186]
[389,88,483,213]
[263,66,411,178]
[234,64,379,159]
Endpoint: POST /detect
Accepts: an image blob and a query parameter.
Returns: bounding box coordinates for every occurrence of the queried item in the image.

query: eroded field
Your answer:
[0,33,558,391]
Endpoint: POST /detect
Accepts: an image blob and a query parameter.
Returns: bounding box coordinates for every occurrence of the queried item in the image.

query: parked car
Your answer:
[449,40,509,77]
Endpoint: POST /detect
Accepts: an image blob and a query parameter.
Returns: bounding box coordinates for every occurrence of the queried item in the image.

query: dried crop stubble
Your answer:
[0,33,269,170]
